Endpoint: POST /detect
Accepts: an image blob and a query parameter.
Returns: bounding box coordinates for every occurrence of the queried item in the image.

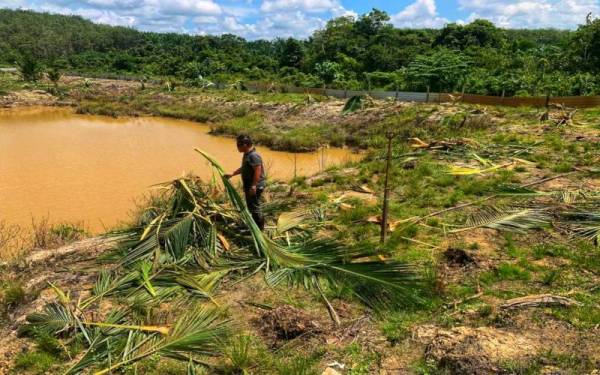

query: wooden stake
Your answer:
[380,132,394,244]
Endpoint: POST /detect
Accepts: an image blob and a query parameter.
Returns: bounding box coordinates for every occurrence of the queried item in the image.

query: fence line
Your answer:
[244,82,600,108]
[57,72,600,108]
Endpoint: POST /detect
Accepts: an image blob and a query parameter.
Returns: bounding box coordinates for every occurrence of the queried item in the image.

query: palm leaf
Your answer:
[265,238,420,306]
[494,184,544,196]
[448,164,503,175]
[562,212,600,245]
[175,270,229,304]
[139,261,157,297]
[19,302,75,336]
[163,214,193,260]
[94,307,230,374]
[120,234,160,266]
[456,206,550,233]
[553,189,591,204]
[342,95,363,115]
[81,270,138,309]
[276,208,324,233]
[82,321,170,335]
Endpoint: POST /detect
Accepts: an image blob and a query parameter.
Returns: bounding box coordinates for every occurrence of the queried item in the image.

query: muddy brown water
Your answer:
[0,107,359,232]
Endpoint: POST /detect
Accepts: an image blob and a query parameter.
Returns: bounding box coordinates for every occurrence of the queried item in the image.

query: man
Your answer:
[225,135,266,230]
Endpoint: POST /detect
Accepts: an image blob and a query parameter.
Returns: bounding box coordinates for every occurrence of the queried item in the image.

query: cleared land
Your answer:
[1,74,599,374]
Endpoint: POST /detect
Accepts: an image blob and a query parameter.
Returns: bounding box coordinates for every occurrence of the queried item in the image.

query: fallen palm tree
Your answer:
[19,149,421,373]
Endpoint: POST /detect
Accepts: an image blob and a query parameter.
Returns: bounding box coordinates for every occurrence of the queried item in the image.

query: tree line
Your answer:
[1,8,600,96]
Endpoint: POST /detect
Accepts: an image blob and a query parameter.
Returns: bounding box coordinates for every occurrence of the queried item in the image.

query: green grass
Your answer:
[499,350,597,374]
[480,262,531,284]
[1,281,25,310]
[380,310,427,344]
[13,351,59,374]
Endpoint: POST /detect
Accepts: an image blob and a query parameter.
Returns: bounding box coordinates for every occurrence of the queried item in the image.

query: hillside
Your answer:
[2,9,600,96]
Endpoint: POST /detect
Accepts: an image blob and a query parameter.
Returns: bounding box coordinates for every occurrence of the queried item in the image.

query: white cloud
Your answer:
[459,0,600,28]
[260,0,341,13]
[162,0,222,16]
[392,0,449,28]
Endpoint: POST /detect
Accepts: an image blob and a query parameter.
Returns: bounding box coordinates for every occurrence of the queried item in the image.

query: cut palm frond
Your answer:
[561,212,600,245]
[64,336,127,375]
[553,189,592,204]
[81,270,139,309]
[163,214,194,260]
[139,261,157,297]
[471,153,494,167]
[93,307,230,374]
[19,302,75,336]
[494,184,545,196]
[448,162,513,175]
[276,207,325,233]
[342,95,363,115]
[82,321,170,335]
[454,207,550,233]
[264,238,421,306]
[196,148,310,267]
[174,270,229,304]
[195,149,420,306]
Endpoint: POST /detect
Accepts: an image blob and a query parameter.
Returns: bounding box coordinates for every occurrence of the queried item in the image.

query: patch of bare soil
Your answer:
[414,307,600,375]
[447,228,502,257]
[437,247,483,286]
[416,325,542,374]
[305,167,359,187]
[0,89,58,108]
[444,247,477,267]
[63,75,144,97]
[257,305,322,341]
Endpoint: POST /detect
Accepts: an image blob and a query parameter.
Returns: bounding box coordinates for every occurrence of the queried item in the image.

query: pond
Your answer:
[0,107,359,232]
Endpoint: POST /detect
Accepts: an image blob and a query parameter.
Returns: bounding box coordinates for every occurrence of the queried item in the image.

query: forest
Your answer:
[2,8,600,96]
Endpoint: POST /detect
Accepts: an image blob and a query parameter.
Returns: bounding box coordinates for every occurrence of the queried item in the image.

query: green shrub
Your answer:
[224,335,253,373]
[2,282,25,309]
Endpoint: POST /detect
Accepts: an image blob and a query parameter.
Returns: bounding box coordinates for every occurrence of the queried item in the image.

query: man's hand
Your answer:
[248,185,257,195]
[226,169,241,180]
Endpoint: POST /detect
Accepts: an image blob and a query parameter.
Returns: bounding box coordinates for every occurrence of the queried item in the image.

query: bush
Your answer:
[1,282,25,309]
[18,53,42,82]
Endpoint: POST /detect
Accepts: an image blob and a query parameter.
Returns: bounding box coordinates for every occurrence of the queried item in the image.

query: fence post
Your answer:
[545,93,551,109]
[380,131,394,245]
[395,84,399,102]
[426,85,430,103]
[344,87,348,99]
[461,84,466,102]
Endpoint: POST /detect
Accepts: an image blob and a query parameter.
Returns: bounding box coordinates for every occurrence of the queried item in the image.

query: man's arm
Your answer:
[224,168,241,179]
[248,164,262,194]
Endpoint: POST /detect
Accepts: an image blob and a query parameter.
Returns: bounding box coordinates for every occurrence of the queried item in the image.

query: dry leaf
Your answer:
[217,233,230,251]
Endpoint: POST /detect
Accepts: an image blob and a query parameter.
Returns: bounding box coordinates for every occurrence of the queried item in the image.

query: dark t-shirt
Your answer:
[241,148,266,190]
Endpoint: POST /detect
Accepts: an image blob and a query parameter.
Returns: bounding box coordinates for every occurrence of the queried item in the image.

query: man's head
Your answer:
[236,134,253,153]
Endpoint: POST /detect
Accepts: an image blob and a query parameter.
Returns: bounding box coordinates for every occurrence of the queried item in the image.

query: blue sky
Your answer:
[2,0,599,39]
